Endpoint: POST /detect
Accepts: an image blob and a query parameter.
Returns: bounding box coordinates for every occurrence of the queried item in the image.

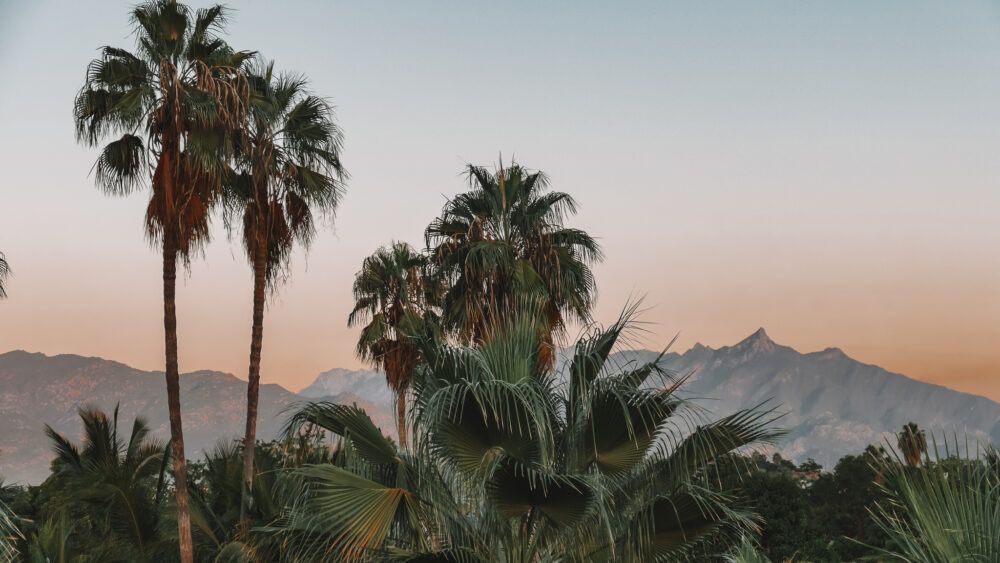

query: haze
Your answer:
[1,1,998,398]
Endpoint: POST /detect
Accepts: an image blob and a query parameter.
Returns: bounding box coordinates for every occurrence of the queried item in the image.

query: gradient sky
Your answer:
[1,1,998,398]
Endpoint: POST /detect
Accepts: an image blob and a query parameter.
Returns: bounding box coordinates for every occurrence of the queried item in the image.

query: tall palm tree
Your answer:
[73,3,250,559]
[0,252,9,299]
[425,160,602,367]
[225,59,345,521]
[349,242,438,450]
[276,302,782,561]
[897,422,927,468]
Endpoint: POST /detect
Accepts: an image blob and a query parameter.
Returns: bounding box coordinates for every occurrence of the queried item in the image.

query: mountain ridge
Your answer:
[3,330,999,483]
[0,350,392,484]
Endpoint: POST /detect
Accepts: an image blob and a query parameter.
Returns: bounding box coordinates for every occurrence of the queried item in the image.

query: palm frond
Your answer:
[283,402,397,466]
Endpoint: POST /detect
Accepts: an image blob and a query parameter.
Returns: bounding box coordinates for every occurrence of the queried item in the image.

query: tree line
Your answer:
[4,415,999,561]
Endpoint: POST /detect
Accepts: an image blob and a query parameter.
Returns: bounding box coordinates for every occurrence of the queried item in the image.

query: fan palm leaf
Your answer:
[861,438,1000,561]
[275,302,781,561]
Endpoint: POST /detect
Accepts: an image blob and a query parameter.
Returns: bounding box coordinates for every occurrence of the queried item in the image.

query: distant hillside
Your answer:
[0,351,392,484]
[298,330,1000,469]
[5,330,1000,482]
[300,366,393,410]
[657,329,1000,468]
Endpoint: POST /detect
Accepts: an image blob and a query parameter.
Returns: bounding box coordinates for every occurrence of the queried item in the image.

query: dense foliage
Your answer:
[6,415,999,561]
[711,449,895,562]
[275,303,782,561]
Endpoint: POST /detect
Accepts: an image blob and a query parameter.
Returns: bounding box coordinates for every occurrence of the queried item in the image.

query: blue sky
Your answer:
[1,1,998,396]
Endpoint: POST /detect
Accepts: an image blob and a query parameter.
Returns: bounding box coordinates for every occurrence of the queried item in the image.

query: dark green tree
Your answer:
[897,422,927,468]
[742,473,813,561]
[806,446,892,560]
[31,405,172,561]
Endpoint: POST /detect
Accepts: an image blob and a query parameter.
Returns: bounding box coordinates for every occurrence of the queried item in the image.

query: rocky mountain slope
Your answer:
[654,329,1000,467]
[0,351,392,484]
[299,329,1000,469]
[300,366,393,409]
[4,330,999,482]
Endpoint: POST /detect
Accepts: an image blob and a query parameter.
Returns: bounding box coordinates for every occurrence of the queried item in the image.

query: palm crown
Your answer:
[425,162,602,355]
[225,58,345,285]
[349,241,440,448]
[896,422,927,468]
[278,302,781,561]
[73,1,250,256]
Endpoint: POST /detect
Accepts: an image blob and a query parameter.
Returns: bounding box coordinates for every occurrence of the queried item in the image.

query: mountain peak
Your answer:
[734,327,776,354]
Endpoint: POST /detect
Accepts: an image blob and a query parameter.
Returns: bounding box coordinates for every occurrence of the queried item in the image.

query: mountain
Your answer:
[300,367,393,410]
[657,329,1000,468]
[0,351,393,484]
[5,330,1000,483]
[297,329,1000,469]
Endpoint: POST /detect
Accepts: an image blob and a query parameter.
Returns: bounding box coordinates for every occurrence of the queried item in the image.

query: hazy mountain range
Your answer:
[2,329,998,484]
[643,329,1000,467]
[0,351,393,484]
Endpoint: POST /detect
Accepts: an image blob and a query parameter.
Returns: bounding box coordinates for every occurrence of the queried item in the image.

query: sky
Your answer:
[1,1,998,399]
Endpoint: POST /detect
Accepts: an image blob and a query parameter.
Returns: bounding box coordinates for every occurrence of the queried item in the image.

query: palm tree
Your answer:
[276,302,782,561]
[862,438,1000,561]
[897,422,927,468]
[425,160,602,368]
[349,242,438,450]
[188,431,335,560]
[72,3,250,559]
[0,252,9,299]
[37,404,172,560]
[189,441,281,560]
[225,58,345,521]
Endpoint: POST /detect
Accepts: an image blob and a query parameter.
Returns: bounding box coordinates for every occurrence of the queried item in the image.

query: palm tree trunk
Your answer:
[163,239,194,563]
[241,240,267,523]
[396,392,407,450]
